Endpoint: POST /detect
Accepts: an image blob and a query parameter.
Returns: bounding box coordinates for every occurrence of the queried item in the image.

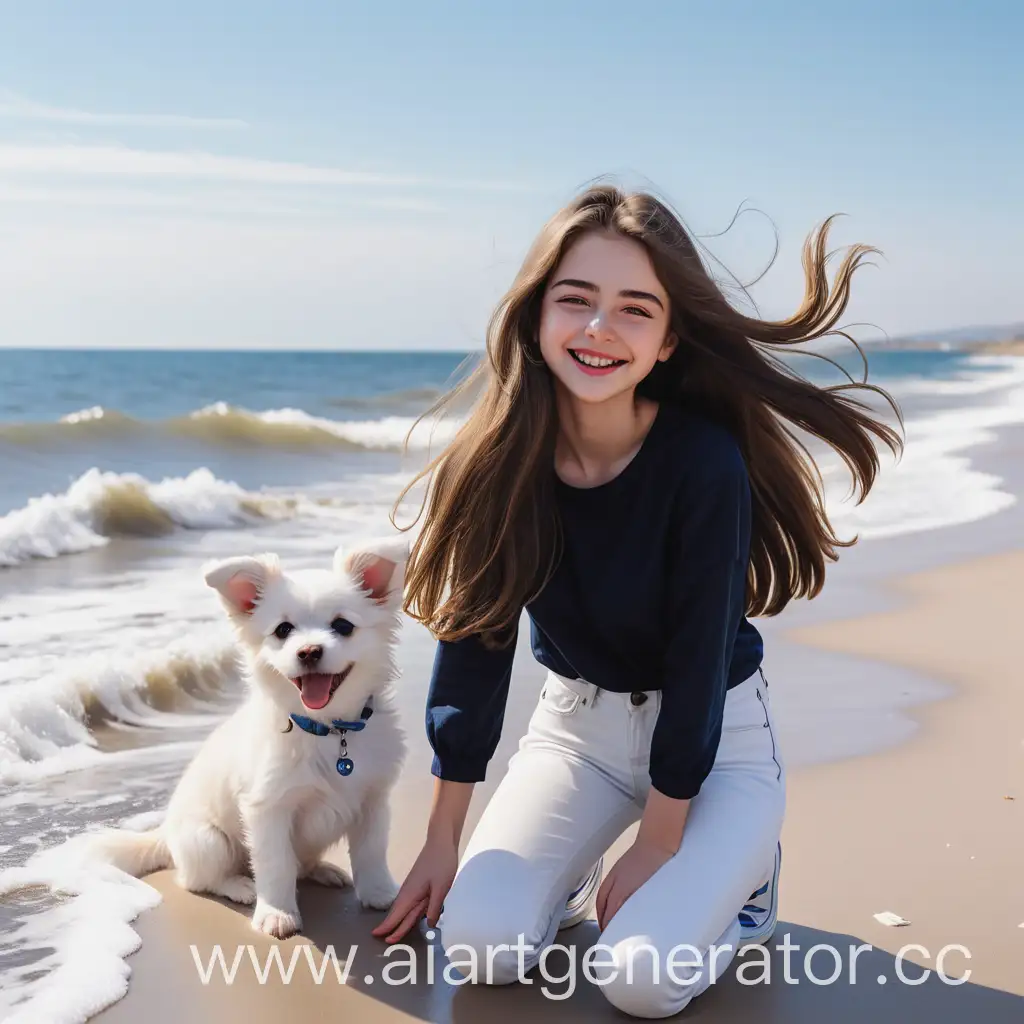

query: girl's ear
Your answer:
[203,554,280,616]
[335,535,410,607]
[658,330,679,362]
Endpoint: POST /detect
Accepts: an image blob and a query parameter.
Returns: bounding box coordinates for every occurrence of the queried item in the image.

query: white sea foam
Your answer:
[0,466,297,568]
[0,637,222,1019]
[823,378,1024,540]
[896,355,1024,397]
[0,630,235,784]
[59,405,109,424]
[0,832,164,1024]
[190,401,462,450]
[3,402,465,454]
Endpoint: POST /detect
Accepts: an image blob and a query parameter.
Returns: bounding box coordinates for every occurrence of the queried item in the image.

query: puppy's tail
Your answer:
[79,825,173,878]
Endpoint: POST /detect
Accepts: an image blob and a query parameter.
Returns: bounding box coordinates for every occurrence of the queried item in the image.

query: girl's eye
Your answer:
[558,296,651,318]
[274,622,294,640]
[331,617,355,637]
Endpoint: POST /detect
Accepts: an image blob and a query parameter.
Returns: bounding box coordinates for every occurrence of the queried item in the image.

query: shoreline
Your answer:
[3,350,1022,1022]
[80,546,1024,1023]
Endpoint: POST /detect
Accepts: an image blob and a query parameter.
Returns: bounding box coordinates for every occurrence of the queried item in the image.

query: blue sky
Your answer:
[0,0,1020,349]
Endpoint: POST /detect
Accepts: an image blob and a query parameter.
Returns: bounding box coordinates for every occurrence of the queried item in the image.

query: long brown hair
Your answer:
[391,183,903,647]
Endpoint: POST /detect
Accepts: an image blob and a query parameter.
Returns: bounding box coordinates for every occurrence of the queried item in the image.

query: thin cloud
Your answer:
[0,182,446,215]
[0,143,532,192]
[0,90,247,129]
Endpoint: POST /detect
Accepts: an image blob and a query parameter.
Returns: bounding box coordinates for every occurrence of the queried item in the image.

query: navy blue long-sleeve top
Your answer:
[424,400,764,800]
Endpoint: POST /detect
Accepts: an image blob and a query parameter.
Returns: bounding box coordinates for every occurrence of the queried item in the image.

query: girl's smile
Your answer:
[567,346,629,375]
[538,231,676,404]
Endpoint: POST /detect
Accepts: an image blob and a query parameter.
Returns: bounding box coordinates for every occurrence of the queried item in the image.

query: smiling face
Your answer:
[537,230,677,405]
[251,573,373,712]
[203,537,407,722]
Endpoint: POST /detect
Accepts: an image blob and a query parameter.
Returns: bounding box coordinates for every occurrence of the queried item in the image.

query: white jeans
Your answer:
[436,667,787,1018]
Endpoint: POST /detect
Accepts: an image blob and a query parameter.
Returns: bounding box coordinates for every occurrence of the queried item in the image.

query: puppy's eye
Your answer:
[273,622,294,640]
[331,617,355,637]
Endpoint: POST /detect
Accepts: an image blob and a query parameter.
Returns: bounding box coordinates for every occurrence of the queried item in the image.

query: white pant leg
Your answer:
[437,672,644,985]
[595,670,787,1018]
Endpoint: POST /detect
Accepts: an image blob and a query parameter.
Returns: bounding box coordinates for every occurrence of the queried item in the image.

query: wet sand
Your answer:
[88,548,1024,1023]
[972,339,1024,356]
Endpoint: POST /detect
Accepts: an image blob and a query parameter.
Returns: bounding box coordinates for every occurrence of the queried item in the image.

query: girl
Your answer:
[372,183,901,1017]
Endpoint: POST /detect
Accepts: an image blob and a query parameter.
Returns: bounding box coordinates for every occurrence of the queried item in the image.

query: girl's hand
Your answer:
[371,834,459,944]
[595,838,674,931]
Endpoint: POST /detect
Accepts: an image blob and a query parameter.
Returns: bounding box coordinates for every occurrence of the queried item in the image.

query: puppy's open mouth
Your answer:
[290,664,353,710]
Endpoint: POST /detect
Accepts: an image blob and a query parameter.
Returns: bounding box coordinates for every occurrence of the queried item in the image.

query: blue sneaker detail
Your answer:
[559,857,603,930]
[738,841,781,947]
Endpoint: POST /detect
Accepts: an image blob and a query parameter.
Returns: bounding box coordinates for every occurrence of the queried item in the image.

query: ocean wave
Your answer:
[178,402,462,450]
[823,381,1024,540]
[0,636,246,1023]
[0,631,237,784]
[895,354,1024,397]
[0,466,300,568]
[0,843,164,1024]
[325,385,444,411]
[0,402,463,454]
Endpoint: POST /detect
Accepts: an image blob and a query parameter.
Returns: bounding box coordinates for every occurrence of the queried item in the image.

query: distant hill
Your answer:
[886,322,1024,348]
[809,322,1024,354]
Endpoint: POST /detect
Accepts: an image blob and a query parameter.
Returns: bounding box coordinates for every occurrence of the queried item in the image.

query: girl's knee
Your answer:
[596,922,740,1018]
[437,853,556,984]
[595,934,695,1018]
[437,898,547,985]
[439,927,533,986]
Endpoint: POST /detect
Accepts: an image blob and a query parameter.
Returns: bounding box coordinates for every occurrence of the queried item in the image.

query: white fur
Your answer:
[78,534,410,939]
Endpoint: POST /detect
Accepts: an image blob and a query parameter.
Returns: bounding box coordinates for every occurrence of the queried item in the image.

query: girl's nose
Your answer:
[585,310,609,337]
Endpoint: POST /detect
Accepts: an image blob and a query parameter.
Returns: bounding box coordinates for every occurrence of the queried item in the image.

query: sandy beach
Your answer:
[972,339,1024,357]
[3,346,1023,1023]
[81,545,1023,1024]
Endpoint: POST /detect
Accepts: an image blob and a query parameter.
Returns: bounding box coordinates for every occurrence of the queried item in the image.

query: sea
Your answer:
[1,345,1023,1022]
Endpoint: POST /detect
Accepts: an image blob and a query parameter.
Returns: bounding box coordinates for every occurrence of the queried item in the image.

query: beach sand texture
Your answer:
[90,550,1024,1023]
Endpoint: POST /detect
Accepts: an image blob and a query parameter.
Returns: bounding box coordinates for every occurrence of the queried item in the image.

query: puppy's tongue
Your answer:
[297,673,334,710]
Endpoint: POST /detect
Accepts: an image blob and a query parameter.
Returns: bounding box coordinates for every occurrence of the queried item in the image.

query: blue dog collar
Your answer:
[287,700,373,776]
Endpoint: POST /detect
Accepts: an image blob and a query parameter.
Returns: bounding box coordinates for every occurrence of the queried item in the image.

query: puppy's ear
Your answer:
[335,535,409,607]
[203,554,281,616]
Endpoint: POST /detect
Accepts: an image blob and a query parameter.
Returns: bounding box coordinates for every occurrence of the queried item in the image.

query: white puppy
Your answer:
[79,535,409,938]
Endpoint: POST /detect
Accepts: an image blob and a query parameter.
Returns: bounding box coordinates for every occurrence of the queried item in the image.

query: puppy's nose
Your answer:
[296,644,323,665]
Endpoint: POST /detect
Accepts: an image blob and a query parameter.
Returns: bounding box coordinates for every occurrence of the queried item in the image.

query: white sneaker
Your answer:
[559,857,603,929]
[738,841,781,947]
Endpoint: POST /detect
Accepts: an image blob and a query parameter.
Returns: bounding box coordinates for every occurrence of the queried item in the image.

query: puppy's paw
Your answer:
[355,872,400,910]
[303,861,352,889]
[252,901,302,939]
[214,875,257,905]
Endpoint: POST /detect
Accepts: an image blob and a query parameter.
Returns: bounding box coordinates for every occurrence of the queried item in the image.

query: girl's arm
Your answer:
[425,776,475,848]
[372,778,475,943]
[373,628,518,944]
[425,625,519,784]
[636,785,690,853]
